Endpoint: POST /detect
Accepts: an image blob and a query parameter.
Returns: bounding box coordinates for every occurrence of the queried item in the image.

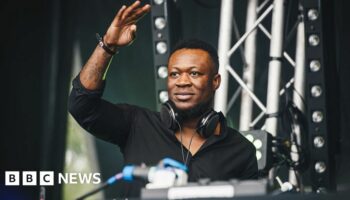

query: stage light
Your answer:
[302,0,334,190]
[307,9,319,21]
[313,136,325,148]
[156,41,167,54]
[310,60,321,72]
[154,17,166,30]
[311,85,322,97]
[241,130,272,172]
[256,151,262,161]
[245,134,254,142]
[153,0,164,5]
[159,90,168,103]
[151,0,179,110]
[309,34,320,46]
[253,139,263,149]
[312,111,323,123]
[157,66,168,79]
[315,161,326,173]
[316,187,327,194]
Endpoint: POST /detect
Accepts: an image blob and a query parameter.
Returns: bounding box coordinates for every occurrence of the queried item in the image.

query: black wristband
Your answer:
[96,33,118,55]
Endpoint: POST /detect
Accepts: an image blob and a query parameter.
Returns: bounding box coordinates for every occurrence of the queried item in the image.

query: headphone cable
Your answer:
[175,120,196,166]
[185,132,196,166]
[176,120,186,166]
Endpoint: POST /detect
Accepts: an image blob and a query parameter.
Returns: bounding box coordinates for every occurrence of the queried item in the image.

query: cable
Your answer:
[270,84,308,192]
[294,170,304,192]
[185,131,196,166]
[76,173,123,200]
[176,120,186,166]
[176,120,195,166]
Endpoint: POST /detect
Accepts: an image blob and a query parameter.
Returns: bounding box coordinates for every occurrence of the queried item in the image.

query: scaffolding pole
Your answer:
[293,15,305,113]
[214,0,234,114]
[265,0,285,138]
[239,0,258,131]
[289,7,306,188]
[264,0,285,183]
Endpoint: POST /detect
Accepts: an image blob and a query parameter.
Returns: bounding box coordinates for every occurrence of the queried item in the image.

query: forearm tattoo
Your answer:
[80,47,111,89]
[80,61,105,89]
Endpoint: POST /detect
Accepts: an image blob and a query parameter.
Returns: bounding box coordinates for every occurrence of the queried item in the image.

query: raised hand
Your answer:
[104,1,151,49]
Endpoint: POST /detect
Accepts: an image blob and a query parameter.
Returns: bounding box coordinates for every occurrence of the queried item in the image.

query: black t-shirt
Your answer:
[68,76,258,197]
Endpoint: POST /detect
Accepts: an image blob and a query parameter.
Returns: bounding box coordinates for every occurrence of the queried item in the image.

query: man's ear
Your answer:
[212,74,221,90]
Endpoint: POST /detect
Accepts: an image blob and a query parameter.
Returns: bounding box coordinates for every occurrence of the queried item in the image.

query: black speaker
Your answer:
[160,101,221,138]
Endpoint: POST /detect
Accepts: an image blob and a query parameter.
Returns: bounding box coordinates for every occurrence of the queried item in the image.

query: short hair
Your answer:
[169,39,219,73]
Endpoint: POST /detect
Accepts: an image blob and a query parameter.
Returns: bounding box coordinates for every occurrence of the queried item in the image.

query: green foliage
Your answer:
[63,114,104,200]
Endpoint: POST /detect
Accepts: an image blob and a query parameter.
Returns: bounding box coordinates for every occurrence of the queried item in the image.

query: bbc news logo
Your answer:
[5,171,101,186]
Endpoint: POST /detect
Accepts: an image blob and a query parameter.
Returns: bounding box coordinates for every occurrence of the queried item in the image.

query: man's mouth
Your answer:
[174,93,194,101]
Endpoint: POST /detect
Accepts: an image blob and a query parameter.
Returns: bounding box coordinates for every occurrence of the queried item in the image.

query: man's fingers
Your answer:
[111,5,127,26]
[121,1,141,21]
[124,4,150,25]
[128,25,138,45]
[132,4,151,21]
[130,24,137,36]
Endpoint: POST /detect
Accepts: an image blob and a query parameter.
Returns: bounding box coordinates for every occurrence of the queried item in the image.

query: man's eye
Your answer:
[190,71,200,76]
[169,72,179,77]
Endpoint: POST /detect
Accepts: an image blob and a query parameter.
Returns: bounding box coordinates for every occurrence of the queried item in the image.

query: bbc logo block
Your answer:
[5,171,54,186]
[40,171,54,186]
[23,171,37,186]
[5,171,20,186]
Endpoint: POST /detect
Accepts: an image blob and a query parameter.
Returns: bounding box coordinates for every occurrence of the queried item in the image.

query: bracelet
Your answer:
[96,33,118,55]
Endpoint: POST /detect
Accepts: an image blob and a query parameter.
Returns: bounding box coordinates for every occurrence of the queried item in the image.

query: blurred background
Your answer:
[1,0,349,199]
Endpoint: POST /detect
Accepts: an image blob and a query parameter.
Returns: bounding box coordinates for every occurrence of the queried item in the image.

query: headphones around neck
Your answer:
[160,101,222,138]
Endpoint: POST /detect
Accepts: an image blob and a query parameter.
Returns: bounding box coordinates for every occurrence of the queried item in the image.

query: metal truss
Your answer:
[215,0,334,192]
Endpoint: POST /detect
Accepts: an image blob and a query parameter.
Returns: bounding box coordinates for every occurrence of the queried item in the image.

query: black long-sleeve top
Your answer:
[68,76,258,197]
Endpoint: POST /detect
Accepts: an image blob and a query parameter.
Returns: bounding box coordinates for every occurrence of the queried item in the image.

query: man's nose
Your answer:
[175,73,191,87]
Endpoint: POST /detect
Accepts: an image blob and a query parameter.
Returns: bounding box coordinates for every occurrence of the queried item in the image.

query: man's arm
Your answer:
[79,1,150,90]
[68,1,150,146]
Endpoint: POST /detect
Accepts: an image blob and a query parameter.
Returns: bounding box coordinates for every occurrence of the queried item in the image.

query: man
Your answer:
[69,0,257,197]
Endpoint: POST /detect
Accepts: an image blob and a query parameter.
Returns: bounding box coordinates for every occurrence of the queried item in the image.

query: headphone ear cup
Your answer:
[196,111,220,138]
[160,101,178,130]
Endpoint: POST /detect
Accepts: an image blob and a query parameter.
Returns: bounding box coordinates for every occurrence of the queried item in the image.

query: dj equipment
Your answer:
[160,100,222,138]
[76,158,188,200]
[123,157,189,189]
[141,179,268,199]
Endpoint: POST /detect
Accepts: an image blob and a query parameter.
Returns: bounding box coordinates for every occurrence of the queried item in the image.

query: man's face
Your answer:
[167,48,221,111]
